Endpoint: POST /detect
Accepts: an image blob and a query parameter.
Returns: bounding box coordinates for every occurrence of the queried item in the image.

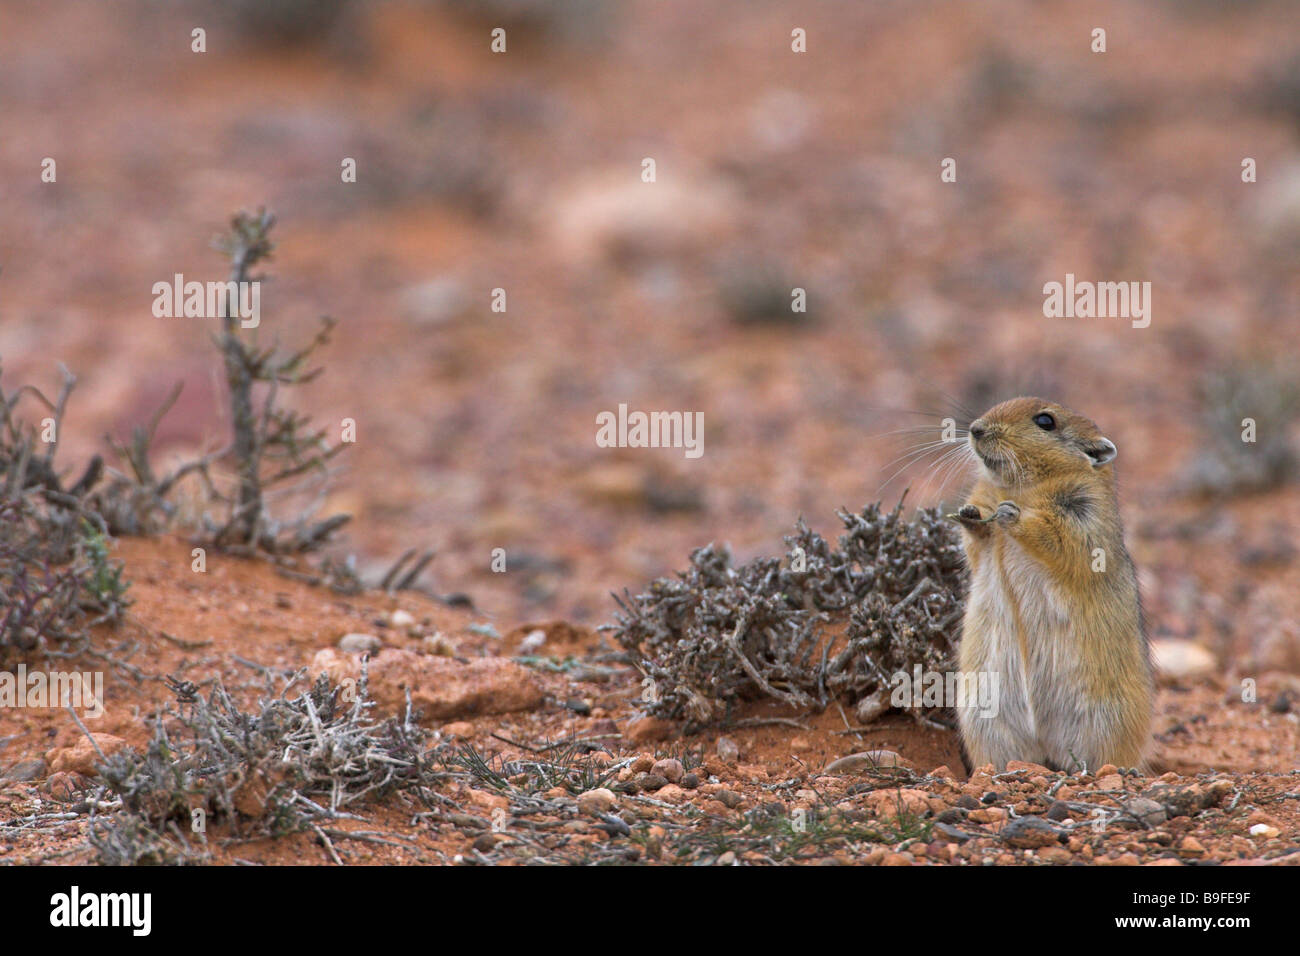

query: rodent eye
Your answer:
[1033,412,1056,431]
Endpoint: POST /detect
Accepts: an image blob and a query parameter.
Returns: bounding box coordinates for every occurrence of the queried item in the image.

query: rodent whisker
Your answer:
[876,437,959,474]
[863,424,970,442]
[908,441,962,502]
[1006,444,1027,487]
[920,442,977,505]
[874,440,965,498]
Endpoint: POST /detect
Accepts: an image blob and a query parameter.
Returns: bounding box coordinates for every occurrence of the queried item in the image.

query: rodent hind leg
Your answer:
[958,709,1042,772]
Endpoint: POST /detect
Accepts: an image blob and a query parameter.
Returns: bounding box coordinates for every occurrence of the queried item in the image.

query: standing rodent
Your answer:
[950,397,1152,773]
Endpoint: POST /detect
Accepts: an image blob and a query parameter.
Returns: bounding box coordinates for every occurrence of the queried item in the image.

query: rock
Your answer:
[1178,835,1206,857]
[639,773,668,792]
[1249,823,1280,839]
[400,276,468,326]
[716,789,743,809]
[651,758,685,783]
[43,771,91,802]
[631,755,655,774]
[46,734,127,775]
[716,850,736,866]
[546,168,739,264]
[1206,778,1234,804]
[933,822,972,843]
[1121,797,1168,828]
[468,789,509,813]
[338,633,382,654]
[881,852,913,866]
[577,788,617,816]
[1144,782,1219,817]
[1006,760,1053,774]
[390,609,417,630]
[1036,846,1074,864]
[577,464,647,509]
[310,648,544,722]
[1045,800,1072,822]
[518,629,547,654]
[864,788,930,820]
[824,750,914,774]
[625,716,673,744]
[681,773,700,789]
[656,784,686,803]
[715,736,739,763]
[1000,816,1063,849]
[1151,638,1217,683]
[0,758,47,783]
[702,757,731,779]
[423,633,457,656]
[855,689,888,724]
[1249,159,1300,248]
[472,832,506,853]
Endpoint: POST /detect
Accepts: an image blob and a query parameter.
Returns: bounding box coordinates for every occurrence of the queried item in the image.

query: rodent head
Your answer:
[967,397,1117,487]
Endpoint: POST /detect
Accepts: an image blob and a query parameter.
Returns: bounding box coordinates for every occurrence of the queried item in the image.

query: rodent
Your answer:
[949,396,1152,773]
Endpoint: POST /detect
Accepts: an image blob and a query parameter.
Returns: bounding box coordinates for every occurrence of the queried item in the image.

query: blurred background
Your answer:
[0,0,1297,668]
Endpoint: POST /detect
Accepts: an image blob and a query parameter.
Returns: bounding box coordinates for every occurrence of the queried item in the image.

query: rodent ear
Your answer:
[1086,437,1118,467]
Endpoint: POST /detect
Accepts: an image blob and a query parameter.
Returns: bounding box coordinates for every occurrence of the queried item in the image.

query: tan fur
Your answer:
[953,397,1152,772]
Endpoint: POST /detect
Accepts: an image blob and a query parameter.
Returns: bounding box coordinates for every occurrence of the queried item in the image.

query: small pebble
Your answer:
[338,633,381,654]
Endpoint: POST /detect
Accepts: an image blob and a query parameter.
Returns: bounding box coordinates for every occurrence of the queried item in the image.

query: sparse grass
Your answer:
[446,739,622,795]
[717,255,810,327]
[0,366,129,661]
[1185,358,1300,496]
[214,0,357,45]
[88,671,440,864]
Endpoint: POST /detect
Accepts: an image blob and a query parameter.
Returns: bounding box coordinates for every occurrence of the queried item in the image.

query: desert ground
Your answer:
[0,0,1297,865]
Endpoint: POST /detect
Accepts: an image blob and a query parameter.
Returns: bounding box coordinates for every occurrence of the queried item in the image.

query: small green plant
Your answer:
[80,519,129,614]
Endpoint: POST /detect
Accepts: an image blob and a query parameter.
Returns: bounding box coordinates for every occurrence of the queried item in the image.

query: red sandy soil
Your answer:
[0,534,1296,865]
[0,1,1298,863]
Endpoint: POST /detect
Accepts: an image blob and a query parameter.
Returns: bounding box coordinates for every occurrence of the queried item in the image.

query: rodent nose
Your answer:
[969,422,987,439]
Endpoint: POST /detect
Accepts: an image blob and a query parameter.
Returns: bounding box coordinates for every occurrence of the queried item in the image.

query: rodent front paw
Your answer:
[993,500,1021,523]
[947,504,984,525]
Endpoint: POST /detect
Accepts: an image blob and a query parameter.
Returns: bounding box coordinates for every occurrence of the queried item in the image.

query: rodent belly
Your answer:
[958,563,1039,749]
[960,546,1091,767]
